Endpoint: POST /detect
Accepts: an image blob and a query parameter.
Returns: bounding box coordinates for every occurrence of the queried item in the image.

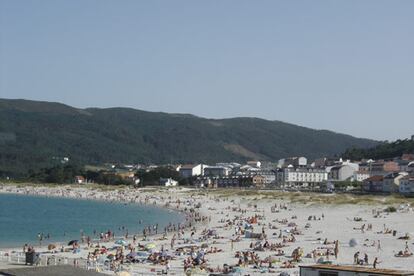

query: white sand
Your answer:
[1,184,414,275]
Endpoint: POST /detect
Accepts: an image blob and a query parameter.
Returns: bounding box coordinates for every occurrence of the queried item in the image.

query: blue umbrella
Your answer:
[115,239,128,246]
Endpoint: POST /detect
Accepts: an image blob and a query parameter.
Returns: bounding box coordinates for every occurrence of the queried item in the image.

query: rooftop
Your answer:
[365,175,384,182]
[300,264,414,276]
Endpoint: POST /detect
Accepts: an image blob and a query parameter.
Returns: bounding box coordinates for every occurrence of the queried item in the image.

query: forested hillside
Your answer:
[0,99,378,176]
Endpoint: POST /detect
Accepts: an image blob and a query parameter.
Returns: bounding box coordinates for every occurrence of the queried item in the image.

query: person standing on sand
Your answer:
[334,240,339,259]
[354,252,360,264]
[373,257,380,269]
[165,260,170,274]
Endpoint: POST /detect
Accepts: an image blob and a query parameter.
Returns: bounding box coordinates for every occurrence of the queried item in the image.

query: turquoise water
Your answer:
[0,193,184,248]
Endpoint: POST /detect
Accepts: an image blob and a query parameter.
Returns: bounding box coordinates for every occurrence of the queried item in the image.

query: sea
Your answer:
[0,193,184,248]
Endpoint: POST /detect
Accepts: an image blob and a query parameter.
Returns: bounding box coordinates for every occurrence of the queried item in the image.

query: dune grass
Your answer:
[184,188,414,206]
[2,183,414,206]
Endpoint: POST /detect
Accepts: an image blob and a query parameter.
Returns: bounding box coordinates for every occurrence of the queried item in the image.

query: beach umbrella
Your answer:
[115,239,128,246]
[97,256,109,263]
[349,238,358,247]
[145,243,156,250]
[68,240,78,246]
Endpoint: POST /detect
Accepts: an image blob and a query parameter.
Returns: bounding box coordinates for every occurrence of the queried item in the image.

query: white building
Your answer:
[399,175,414,195]
[328,164,359,181]
[276,167,327,187]
[383,172,408,193]
[203,166,231,177]
[352,171,371,182]
[179,164,204,178]
[300,264,414,276]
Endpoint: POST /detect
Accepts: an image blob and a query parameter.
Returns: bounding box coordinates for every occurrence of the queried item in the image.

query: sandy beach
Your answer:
[1,184,414,275]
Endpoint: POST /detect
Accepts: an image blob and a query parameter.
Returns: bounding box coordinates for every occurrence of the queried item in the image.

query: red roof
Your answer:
[365,175,384,182]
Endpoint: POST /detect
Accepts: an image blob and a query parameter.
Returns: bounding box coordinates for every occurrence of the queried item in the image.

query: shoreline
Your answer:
[0,192,188,250]
[1,184,414,275]
[0,185,205,254]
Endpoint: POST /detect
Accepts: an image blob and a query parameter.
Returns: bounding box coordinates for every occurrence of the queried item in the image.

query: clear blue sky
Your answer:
[1,1,413,141]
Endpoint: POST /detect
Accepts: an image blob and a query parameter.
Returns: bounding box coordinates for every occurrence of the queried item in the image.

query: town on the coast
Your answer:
[1,1,414,275]
[65,136,414,196]
[1,137,414,276]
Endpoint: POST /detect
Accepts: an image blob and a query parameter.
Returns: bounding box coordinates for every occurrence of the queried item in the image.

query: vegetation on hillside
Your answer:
[343,139,414,160]
[0,99,378,177]
[26,164,181,186]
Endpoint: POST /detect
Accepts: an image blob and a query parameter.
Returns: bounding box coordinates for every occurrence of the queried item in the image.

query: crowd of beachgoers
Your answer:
[1,184,414,275]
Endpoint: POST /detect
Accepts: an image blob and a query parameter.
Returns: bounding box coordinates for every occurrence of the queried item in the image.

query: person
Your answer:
[165,260,170,274]
[354,252,360,264]
[373,257,380,269]
[334,240,339,259]
[364,253,369,265]
[377,240,381,252]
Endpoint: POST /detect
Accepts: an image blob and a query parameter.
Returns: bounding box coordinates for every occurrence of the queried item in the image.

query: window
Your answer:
[319,272,338,276]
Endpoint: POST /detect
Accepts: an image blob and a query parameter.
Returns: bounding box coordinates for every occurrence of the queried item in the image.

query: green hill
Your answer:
[0,98,378,176]
[343,139,414,160]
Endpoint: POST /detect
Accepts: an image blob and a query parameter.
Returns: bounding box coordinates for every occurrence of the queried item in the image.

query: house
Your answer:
[352,171,371,182]
[278,157,307,168]
[179,164,204,178]
[399,175,414,196]
[312,157,337,168]
[256,170,276,184]
[408,162,414,173]
[402,153,414,161]
[362,175,384,193]
[159,178,178,187]
[371,161,400,174]
[203,166,231,177]
[246,161,261,168]
[328,164,358,181]
[74,176,85,184]
[396,159,411,172]
[195,177,216,188]
[383,172,408,193]
[358,160,399,175]
[239,175,266,188]
[300,264,414,276]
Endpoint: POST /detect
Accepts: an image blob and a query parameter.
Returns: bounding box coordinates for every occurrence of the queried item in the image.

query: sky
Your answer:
[1,1,413,141]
